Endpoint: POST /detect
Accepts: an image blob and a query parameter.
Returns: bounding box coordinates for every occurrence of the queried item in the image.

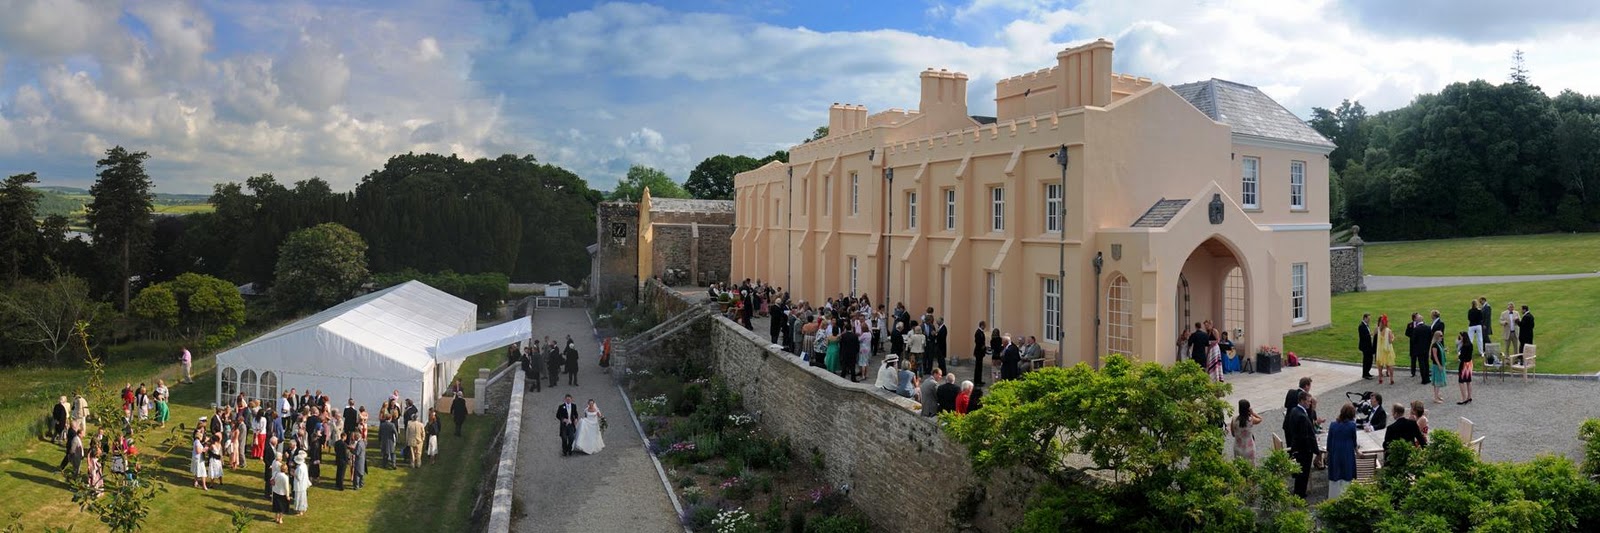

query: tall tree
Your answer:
[607,165,688,202]
[804,126,828,143]
[272,222,369,313]
[0,172,43,283]
[86,146,155,310]
[0,275,109,363]
[1308,100,1368,174]
[685,154,763,200]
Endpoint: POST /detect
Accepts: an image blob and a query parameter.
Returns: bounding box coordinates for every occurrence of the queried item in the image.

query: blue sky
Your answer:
[2,0,1598,194]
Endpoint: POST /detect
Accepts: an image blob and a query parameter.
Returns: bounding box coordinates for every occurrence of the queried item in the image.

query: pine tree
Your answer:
[86,147,155,310]
[0,172,43,283]
[1510,49,1530,85]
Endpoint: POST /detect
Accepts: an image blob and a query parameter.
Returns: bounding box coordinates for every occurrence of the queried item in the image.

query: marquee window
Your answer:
[240,369,258,403]
[1241,157,1260,209]
[1106,275,1133,357]
[221,367,238,398]
[1043,277,1062,342]
[1291,263,1308,324]
[259,371,279,402]
[1045,183,1062,233]
[1289,160,1305,210]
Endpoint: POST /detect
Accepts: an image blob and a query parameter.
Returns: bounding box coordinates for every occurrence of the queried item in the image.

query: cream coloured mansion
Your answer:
[731,39,1334,367]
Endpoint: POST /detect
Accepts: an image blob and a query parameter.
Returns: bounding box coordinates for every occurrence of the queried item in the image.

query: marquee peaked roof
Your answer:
[222,281,476,375]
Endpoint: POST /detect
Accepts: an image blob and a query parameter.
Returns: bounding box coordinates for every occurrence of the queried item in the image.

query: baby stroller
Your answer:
[1346,391,1375,427]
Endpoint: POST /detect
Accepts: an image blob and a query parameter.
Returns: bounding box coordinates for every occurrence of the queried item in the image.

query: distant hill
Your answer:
[29,185,213,220]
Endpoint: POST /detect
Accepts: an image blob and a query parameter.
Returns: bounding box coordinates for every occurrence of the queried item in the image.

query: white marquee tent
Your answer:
[215,281,477,416]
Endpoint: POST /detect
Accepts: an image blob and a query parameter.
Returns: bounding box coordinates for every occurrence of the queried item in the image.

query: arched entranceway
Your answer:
[1178,237,1247,350]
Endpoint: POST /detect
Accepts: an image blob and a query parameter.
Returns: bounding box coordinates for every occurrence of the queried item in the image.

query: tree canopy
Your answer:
[1313,79,1600,239]
[684,152,790,200]
[608,164,688,202]
[0,173,44,283]
[272,222,370,313]
[86,146,155,310]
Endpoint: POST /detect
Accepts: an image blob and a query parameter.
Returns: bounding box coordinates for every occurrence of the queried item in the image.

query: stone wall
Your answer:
[594,202,641,306]
[641,280,1030,533]
[649,223,733,287]
[1330,245,1363,294]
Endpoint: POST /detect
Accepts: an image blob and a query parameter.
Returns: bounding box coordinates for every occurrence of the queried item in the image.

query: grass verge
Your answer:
[1284,277,1597,374]
[1364,232,1600,276]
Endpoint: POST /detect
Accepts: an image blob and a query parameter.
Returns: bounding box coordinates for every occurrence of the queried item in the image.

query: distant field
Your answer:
[31,186,213,221]
[1364,233,1600,277]
[155,203,215,215]
[1284,277,1594,374]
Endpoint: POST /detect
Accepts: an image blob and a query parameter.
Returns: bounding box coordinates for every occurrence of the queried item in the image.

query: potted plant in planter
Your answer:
[1254,345,1283,374]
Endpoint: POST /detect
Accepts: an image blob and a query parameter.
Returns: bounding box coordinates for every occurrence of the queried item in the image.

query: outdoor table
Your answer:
[1316,426,1388,454]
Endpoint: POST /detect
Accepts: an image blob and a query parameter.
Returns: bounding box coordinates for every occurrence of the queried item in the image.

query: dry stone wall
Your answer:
[642,280,1030,533]
[1330,245,1362,293]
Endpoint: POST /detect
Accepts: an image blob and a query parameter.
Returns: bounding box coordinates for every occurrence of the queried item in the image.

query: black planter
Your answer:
[1255,353,1283,374]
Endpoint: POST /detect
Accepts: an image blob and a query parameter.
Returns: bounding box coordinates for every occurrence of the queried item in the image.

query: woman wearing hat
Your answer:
[874,354,901,392]
[292,449,310,514]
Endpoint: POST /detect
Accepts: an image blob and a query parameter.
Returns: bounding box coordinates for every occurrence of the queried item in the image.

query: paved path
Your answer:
[1223,359,1598,503]
[1365,272,1600,291]
[511,308,679,533]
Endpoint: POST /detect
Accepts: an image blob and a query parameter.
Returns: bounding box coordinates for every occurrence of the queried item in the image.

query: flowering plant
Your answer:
[667,441,697,454]
[727,414,753,427]
[720,477,741,490]
[711,507,752,533]
[1256,345,1282,356]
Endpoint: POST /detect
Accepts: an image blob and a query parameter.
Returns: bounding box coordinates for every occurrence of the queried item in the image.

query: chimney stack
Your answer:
[919,68,969,118]
[1056,39,1114,109]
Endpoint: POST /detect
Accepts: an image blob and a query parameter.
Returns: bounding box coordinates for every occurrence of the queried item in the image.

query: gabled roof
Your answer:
[1170,79,1335,149]
[1131,198,1190,228]
[224,280,476,373]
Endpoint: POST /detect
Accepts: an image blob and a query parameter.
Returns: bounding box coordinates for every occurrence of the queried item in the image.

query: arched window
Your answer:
[221,368,238,398]
[1106,275,1134,358]
[259,371,279,403]
[240,370,258,402]
[1224,267,1246,342]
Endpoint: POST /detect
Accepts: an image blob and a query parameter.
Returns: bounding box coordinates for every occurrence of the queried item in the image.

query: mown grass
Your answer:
[0,349,495,531]
[1284,277,1595,374]
[1364,233,1600,276]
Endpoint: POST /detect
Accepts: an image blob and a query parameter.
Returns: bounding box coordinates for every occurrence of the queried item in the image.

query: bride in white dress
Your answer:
[573,400,605,455]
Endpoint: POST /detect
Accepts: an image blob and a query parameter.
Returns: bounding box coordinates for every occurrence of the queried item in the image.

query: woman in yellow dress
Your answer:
[1375,314,1396,385]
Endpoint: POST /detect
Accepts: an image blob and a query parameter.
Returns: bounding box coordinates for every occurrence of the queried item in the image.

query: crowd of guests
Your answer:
[1175,319,1241,381]
[1355,299,1535,405]
[1270,377,1434,499]
[712,279,1046,418]
[512,336,589,392]
[49,373,472,525]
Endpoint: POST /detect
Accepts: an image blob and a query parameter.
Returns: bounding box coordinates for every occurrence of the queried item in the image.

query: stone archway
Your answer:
[1178,237,1247,349]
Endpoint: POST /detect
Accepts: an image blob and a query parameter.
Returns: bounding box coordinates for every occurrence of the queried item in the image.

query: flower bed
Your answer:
[626,357,870,533]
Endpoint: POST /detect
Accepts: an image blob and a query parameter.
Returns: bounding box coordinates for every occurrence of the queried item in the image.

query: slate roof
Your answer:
[1131,198,1190,228]
[1170,79,1335,149]
[649,198,735,213]
[969,115,998,125]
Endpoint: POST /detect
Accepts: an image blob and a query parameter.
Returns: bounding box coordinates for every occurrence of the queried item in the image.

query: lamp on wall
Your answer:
[868,148,875,161]
[1093,251,1103,369]
[883,164,894,307]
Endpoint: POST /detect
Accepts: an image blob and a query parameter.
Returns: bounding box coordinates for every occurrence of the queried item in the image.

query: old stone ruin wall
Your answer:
[1330,245,1362,293]
[641,280,1033,533]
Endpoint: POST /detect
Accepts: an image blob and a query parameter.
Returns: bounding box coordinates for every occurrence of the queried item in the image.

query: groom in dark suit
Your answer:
[556,395,578,457]
[1358,314,1375,379]
[1186,322,1210,368]
[1406,312,1431,385]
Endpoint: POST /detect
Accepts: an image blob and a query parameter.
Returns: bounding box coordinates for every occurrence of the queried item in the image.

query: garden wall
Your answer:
[1329,245,1363,293]
[641,280,1031,532]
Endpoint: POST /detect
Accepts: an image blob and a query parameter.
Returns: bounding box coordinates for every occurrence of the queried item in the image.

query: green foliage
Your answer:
[272,222,369,313]
[1332,81,1600,240]
[608,165,688,202]
[0,275,111,364]
[0,173,44,284]
[802,514,870,533]
[128,285,179,329]
[686,154,776,200]
[64,321,168,533]
[86,146,155,310]
[1318,426,1600,532]
[804,126,828,143]
[371,269,508,314]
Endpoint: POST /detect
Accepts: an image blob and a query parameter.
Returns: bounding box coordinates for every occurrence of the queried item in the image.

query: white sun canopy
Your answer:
[214,280,476,416]
[434,316,533,363]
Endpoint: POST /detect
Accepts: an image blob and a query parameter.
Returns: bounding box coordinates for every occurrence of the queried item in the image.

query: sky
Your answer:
[1,0,1598,194]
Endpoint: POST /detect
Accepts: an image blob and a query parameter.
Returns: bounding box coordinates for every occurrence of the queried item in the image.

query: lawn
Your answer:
[0,350,497,531]
[1364,232,1600,276]
[1284,277,1598,374]
[155,204,215,215]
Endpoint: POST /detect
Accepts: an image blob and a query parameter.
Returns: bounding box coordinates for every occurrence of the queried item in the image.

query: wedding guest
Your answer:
[191,428,209,490]
[51,396,68,444]
[378,413,397,469]
[1357,314,1375,379]
[966,388,984,412]
[1374,315,1396,385]
[1456,331,1475,405]
[936,374,959,413]
[451,393,469,436]
[895,364,918,399]
[334,432,350,490]
[85,446,104,497]
[271,462,290,524]
[1500,302,1520,354]
[1429,331,1447,403]
[425,411,441,460]
[874,355,900,393]
[1382,404,1424,449]
[1405,312,1431,385]
[1412,401,1430,439]
[406,416,425,467]
[973,322,989,386]
[955,381,974,414]
[999,335,1022,381]
[919,368,942,417]
[1326,403,1359,499]
[1518,305,1535,350]
[1466,298,1485,356]
[1230,399,1262,464]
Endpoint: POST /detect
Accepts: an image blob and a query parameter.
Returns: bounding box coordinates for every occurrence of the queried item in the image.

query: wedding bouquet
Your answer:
[599,415,609,432]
